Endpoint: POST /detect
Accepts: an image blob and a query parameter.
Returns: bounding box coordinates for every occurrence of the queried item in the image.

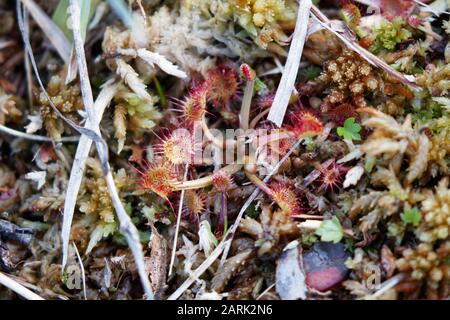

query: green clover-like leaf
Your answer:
[315,216,344,244]
[337,117,362,141]
[401,207,421,227]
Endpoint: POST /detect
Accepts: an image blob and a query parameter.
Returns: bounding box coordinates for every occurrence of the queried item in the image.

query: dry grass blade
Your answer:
[168,165,189,277]
[267,0,312,127]
[67,0,154,299]
[24,10,34,105]
[20,0,71,62]
[17,1,106,146]
[61,80,118,271]
[0,124,79,142]
[0,272,45,300]
[168,138,304,300]
[414,0,450,15]
[310,5,418,88]
[72,242,87,300]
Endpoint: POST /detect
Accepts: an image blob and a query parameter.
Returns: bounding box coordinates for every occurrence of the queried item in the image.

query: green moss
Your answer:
[370,18,412,53]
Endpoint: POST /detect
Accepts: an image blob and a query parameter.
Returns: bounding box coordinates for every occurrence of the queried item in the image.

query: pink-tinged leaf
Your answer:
[379,0,415,19]
[303,242,350,291]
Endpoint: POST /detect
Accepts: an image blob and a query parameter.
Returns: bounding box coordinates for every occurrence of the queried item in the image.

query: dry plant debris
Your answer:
[0,0,449,300]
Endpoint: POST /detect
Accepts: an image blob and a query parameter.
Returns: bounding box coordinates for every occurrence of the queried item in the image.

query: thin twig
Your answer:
[267,0,312,127]
[0,124,79,142]
[67,0,154,300]
[0,272,45,300]
[310,5,418,88]
[23,9,33,106]
[168,138,304,300]
[72,242,87,300]
[168,165,189,277]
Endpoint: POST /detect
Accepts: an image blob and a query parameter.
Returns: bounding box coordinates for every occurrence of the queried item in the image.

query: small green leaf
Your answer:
[315,216,344,244]
[401,207,421,227]
[53,0,100,42]
[337,117,361,141]
[254,77,267,93]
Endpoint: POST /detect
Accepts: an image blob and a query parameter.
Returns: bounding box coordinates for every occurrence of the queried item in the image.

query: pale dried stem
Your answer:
[267,0,312,127]
[67,0,153,299]
[0,124,79,142]
[61,80,118,270]
[72,242,87,300]
[172,164,242,191]
[168,165,189,277]
[0,272,45,300]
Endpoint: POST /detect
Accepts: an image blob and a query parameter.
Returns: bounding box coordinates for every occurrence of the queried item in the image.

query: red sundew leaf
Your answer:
[286,111,324,138]
[270,182,301,215]
[206,65,240,107]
